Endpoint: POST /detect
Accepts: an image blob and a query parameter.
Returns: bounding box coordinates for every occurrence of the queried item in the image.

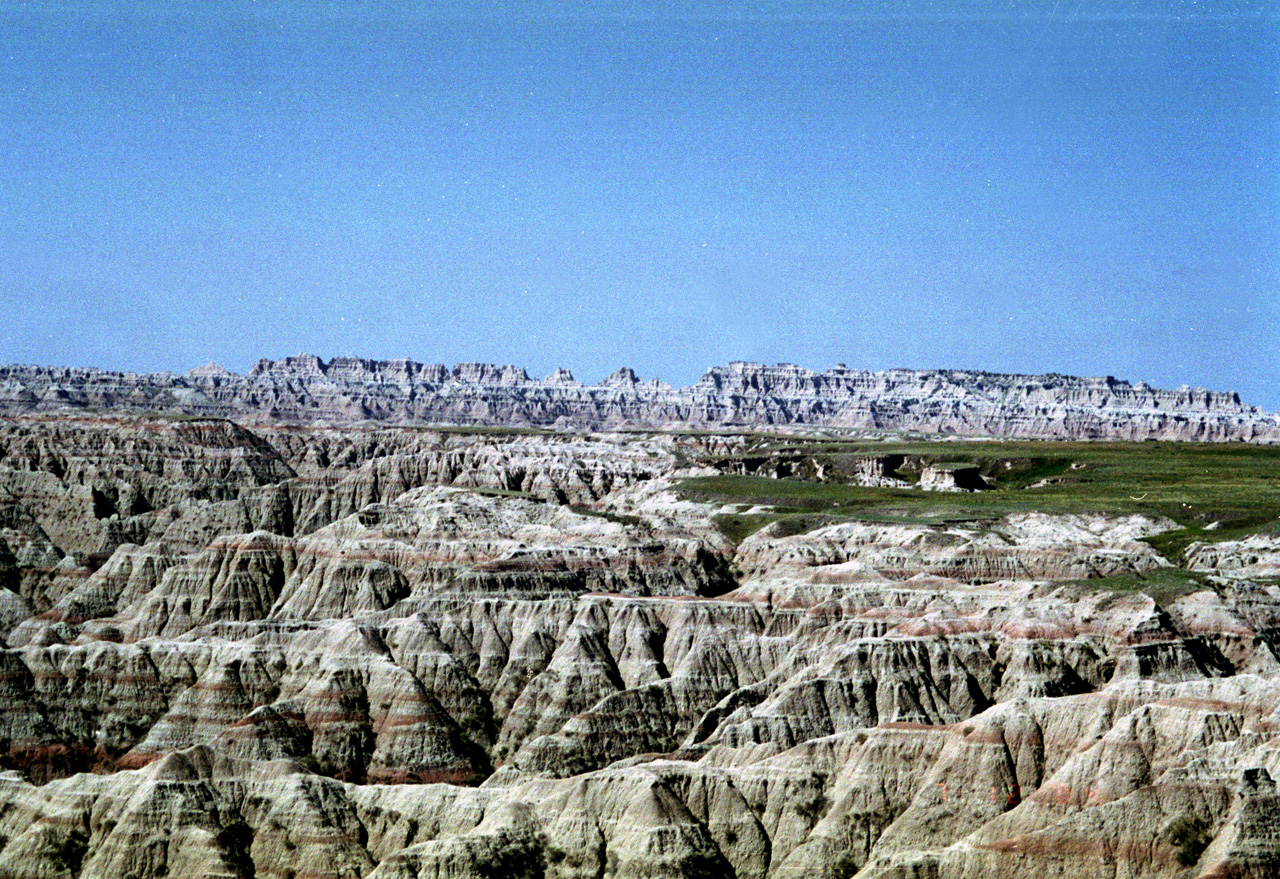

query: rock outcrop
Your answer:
[1,356,1276,441]
[0,414,1274,877]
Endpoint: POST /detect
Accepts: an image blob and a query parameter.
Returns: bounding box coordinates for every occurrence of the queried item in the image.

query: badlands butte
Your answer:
[0,358,1275,879]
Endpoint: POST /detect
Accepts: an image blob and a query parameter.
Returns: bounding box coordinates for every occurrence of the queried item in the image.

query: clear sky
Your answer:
[2,1,1277,406]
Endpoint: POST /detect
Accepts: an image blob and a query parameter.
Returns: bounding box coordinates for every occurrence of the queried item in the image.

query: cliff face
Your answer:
[1,356,1276,441]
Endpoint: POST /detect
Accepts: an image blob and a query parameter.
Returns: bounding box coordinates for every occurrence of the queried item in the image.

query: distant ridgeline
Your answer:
[0,355,1275,441]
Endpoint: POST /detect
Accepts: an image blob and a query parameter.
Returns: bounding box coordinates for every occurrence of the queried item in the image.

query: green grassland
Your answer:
[1062,568,1213,607]
[676,439,1280,560]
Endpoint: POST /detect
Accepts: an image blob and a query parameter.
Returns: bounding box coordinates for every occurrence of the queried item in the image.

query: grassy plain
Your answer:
[677,439,1280,560]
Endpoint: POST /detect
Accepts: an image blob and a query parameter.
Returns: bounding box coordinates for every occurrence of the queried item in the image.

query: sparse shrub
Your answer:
[49,831,88,873]
[679,852,728,879]
[215,822,254,859]
[795,770,831,823]
[771,513,841,538]
[795,792,830,823]
[477,834,546,879]
[1167,815,1210,866]
[833,853,860,879]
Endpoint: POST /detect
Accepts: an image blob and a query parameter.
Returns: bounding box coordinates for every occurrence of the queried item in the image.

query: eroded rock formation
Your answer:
[0,415,1274,877]
[1,356,1276,441]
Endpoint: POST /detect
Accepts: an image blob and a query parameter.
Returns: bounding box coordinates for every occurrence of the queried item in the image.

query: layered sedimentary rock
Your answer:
[0,415,1274,877]
[1,356,1276,441]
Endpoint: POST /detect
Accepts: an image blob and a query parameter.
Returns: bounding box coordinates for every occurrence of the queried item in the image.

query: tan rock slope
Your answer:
[0,414,1274,878]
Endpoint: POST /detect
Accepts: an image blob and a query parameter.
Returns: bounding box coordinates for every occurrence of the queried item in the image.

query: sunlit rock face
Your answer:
[2,356,1277,440]
[0,414,1275,878]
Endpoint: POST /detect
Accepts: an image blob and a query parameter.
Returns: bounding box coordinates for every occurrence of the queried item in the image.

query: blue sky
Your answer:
[2,1,1277,406]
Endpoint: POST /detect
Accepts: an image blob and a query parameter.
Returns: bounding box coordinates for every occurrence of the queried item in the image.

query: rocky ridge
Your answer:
[0,416,1275,877]
[1,355,1276,441]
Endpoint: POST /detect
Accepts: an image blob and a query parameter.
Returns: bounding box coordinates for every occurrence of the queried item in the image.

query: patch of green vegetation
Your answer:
[679,439,1280,560]
[170,414,231,423]
[477,834,549,879]
[681,473,918,511]
[770,513,840,537]
[1167,815,1211,866]
[414,423,551,436]
[464,485,542,501]
[711,513,777,544]
[678,852,734,879]
[446,723,494,782]
[1144,517,1280,564]
[833,853,861,879]
[569,505,643,527]
[793,769,831,824]
[710,511,843,544]
[794,791,830,823]
[48,831,88,874]
[995,456,1074,488]
[1066,568,1212,607]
